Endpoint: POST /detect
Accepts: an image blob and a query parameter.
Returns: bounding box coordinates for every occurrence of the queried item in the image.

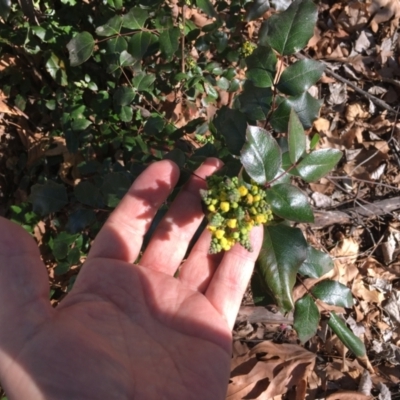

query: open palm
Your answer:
[0,159,262,400]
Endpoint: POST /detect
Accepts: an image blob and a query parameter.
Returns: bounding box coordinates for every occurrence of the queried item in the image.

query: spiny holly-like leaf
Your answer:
[294,294,320,343]
[235,81,272,121]
[257,224,307,312]
[95,15,122,37]
[277,59,325,96]
[288,109,305,163]
[265,183,314,222]
[122,7,148,29]
[298,246,334,278]
[213,106,247,155]
[128,31,158,61]
[29,181,68,216]
[245,45,277,88]
[259,0,317,55]
[270,92,322,132]
[297,149,342,182]
[245,0,270,22]
[240,126,281,185]
[67,32,95,67]
[311,281,354,308]
[328,312,366,357]
[159,27,180,60]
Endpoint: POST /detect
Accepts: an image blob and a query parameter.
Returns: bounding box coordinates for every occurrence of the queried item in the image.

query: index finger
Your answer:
[87,160,179,263]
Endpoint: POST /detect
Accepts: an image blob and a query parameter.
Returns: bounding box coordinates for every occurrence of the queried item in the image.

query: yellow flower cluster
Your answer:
[242,41,257,57]
[201,175,273,254]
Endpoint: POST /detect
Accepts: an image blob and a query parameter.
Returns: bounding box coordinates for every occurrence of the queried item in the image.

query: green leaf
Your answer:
[66,209,96,234]
[96,15,122,37]
[74,181,104,208]
[52,232,78,260]
[259,0,317,55]
[45,52,68,86]
[128,31,158,61]
[71,118,92,131]
[245,45,277,88]
[132,72,156,92]
[294,294,320,343]
[297,149,342,182]
[29,181,68,216]
[119,105,133,122]
[101,172,131,208]
[107,36,128,54]
[67,32,95,67]
[196,0,217,17]
[270,92,322,132]
[328,312,366,357]
[122,7,148,29]
[213,106,247,155]
[257,224,307,312]
[288,109,305,163]
[265,183,314,222]
[0,0,11,20]
[311,281,354,308]
[67,246,81,266]
[310,133,320,150]
[246,0,270,22]
[120,50,136,67]
[298,246,334,278]
[240,126,282,185]
[113,87,136,106]
[277,59,325,96]
[235,81,272,120]
[159,27,180,60]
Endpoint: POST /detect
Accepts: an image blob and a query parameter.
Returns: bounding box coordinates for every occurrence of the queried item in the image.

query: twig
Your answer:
[296,53,397,115]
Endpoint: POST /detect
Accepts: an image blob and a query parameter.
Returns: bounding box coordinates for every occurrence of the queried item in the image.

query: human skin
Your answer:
[0,158,263,400]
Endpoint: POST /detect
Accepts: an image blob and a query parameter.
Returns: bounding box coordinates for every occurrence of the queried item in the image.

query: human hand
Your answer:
[0,158,263,400]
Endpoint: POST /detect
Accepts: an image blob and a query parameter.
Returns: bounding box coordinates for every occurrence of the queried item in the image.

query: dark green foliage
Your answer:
[2,0,351,349]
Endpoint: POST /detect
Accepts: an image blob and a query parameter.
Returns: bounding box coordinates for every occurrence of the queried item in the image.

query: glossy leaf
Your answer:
[270,92,322,132]
[113,87,135,106]
[257,224,307,312]
[128,32,158,61]
[311,281,354,308]
[45,52,68,86]
[120,50,136,67]
[132,72,156,91]
[246,0,270,22]
[298,246,334,278]
[277,59,325,96]
[29,181,68,216]
[297,149,342,182]
[0,0,11,20]
[52,232,78,260]
[294,294,320,343]
[265,183,314,222]
[328,312,366,357]
[95,15,122,37]
[196,0,217,17]
[159,27,180,60]
[259,0,317,55]
[67,32,95,66]
[107,37,128,54]
[119,105,133,122]
[122,7,148,29]
[288,109,305,163]
[245,45,276,88]
[236,81,272,120]
[213,106,247,155]
[240,126,281,185]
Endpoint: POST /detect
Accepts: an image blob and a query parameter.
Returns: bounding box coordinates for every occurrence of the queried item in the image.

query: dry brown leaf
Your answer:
[227,342,315,400]
[352,275,385,304]
[326,391,372,400]
[345,103,370,123]
[313,117,330,133]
